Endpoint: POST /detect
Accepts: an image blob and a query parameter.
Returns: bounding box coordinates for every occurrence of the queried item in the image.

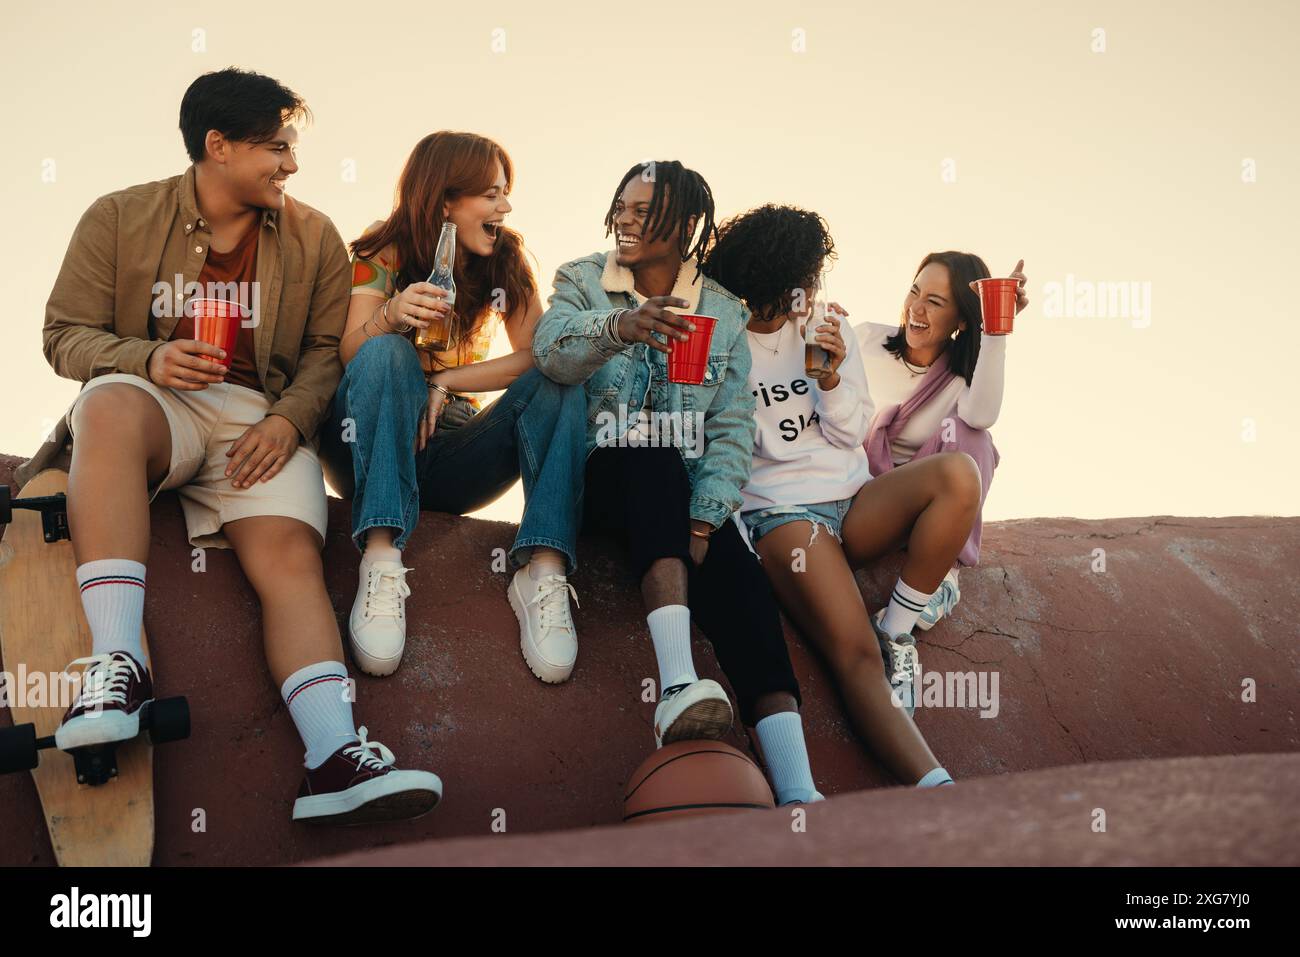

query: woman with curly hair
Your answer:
[701,204,976,788]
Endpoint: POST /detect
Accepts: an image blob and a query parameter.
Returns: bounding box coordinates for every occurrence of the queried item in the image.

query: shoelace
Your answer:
[343,726,396,771]
[888,640,919,688]
[365,565,412,619]
[529,575,578,636]
[69,653,140,710]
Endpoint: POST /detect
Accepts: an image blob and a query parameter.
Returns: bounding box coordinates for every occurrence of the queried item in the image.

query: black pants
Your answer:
[582,445,801,726]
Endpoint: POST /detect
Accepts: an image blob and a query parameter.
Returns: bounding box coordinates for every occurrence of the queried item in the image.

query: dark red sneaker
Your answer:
[292,726,443,825]
[54,652,153,750]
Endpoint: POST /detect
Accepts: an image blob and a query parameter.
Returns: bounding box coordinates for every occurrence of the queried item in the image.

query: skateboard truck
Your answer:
[0,487,70,543]
[0,697,190,785]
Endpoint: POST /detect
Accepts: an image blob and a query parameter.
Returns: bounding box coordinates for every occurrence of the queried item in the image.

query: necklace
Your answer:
[747,328,782,356]
[900,351,930,377]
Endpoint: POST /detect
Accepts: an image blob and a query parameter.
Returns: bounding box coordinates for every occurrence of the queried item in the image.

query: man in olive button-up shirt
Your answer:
[24,68,445,827]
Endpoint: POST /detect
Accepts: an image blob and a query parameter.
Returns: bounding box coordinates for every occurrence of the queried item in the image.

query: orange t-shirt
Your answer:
[171,221,261,391]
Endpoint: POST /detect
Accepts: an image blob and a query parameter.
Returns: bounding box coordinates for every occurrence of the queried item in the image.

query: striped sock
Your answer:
[76,559,147,663]
[280,662,359,769]
[647,605,697,690]
[756,711,819,805]
[917,766,955,788]
[880,578,935,637]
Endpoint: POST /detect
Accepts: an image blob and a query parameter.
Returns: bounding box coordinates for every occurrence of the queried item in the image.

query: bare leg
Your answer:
[66,384,173,565]
[641,556,688,612]
[757,523,941,783]
[224,516,343,687]
[842,452,982,589]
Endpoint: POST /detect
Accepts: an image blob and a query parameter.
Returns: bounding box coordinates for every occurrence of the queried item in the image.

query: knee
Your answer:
[240,526,323,592]
[937,452,982,509]
[349,334,423,393]
[72,384,153,443]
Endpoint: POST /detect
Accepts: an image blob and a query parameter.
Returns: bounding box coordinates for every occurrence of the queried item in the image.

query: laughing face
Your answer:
[212,123,299,211]
[612,177,695,269]
[443,159,512,258]
[902,262,964,354]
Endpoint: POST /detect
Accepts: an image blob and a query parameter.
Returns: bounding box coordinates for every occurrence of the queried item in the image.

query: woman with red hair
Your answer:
[322,131,586,685]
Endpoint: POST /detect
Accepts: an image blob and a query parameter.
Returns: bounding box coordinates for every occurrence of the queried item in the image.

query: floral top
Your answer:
[350,225,499,406]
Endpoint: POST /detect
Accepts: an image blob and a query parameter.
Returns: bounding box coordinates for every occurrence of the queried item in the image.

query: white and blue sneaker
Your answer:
[916,568,960,631]
[872,609,919,718]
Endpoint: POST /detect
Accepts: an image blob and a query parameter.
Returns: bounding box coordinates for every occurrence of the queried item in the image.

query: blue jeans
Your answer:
[320,334,587,571]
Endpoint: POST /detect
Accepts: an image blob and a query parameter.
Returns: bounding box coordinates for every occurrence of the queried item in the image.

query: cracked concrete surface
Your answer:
[2,454,1296,865]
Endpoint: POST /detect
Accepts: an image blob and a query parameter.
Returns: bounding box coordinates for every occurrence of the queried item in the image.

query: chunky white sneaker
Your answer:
[508,568,579,683]
[653,678,734,748]
[917,568,961,631]
[872,608,919,718]
[349,559,411,677]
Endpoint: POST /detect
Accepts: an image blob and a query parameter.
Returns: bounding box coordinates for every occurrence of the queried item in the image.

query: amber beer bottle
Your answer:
[414,222,457,351]
[804,280,831,379]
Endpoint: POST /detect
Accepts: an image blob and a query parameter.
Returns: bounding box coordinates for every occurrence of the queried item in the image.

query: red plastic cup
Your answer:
[974,278,1019,336]
[667,314,717,384]
[188,298,245,367]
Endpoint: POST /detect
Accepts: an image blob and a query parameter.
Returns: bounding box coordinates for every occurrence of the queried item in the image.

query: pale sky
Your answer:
[3,0,1296,522]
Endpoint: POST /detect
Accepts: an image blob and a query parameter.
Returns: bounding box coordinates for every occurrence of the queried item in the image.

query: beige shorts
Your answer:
[68,374,329,550]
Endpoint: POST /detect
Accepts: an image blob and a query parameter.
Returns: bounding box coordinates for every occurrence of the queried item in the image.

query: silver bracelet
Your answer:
[607,308,630,346]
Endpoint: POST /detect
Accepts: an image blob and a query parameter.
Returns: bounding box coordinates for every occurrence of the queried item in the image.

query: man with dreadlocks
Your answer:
[531,161,822,802]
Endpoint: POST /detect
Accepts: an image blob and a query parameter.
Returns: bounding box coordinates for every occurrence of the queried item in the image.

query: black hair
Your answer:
[884,251,992,386]
[700,204,835,320]
[603,160,716,276]
[179,67,310,163]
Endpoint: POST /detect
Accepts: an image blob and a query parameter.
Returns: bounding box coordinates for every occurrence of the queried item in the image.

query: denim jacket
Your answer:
[533,250,756,530]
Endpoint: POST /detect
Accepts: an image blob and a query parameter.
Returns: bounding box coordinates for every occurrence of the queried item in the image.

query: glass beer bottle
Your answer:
[415,222,457,352]
[804,275,831,379]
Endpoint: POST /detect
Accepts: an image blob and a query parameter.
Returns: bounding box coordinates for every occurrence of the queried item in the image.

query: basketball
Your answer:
[622,741,775,824]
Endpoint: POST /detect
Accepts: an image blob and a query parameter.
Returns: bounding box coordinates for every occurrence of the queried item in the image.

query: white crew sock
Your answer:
[280,661,359,769]
[76,559,147,663]
[755,711,819,805]
[647,604,697,690]
[917,766,955,788]
[880,578,936,637]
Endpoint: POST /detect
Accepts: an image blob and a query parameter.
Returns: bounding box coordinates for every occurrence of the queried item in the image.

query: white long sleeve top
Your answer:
[854,321,1007,467]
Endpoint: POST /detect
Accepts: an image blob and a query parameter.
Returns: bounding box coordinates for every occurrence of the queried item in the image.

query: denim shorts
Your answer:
[740,497,854,547]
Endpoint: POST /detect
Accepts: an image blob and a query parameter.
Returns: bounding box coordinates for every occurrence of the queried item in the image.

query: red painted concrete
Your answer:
[311,752,1300,867]
[2,454,1297,865]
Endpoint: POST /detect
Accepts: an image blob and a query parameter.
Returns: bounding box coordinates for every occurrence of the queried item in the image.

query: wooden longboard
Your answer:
[0,469,154,866]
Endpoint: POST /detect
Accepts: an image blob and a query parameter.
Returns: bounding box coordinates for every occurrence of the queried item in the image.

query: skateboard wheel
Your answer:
[147,696,190,744]
[0,723,38,773]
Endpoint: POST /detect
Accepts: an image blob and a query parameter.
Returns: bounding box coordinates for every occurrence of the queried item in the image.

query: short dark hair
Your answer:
[603,160,717,271]
[179,67,310,163]
[701,204,835,321]
[883,251,992,386]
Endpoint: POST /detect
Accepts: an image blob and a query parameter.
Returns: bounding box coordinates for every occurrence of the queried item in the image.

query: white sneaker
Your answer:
[917,567,961,631]
[653,678,734,748]
[349,559,412,677]
[508,567,579,683]
[872,608,920,718]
